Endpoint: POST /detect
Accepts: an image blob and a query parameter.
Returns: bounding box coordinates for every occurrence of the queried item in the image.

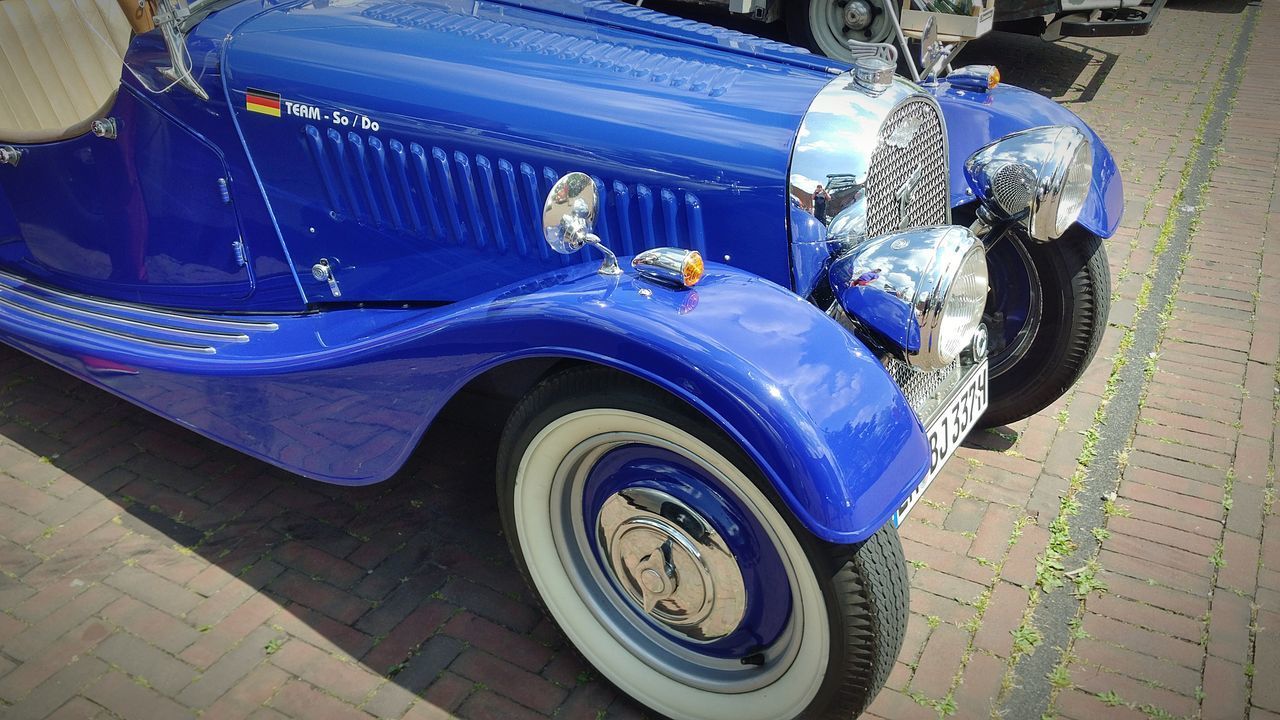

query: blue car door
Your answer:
[0,87,255,308]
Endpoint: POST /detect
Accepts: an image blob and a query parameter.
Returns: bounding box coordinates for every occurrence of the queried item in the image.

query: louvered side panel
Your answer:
[611,181,635,257]
[367,137,403,230]
[329,130,363,219]
[599,181,707,257]
[430,146,466,244]
[684,193,706,252]
[387,140,422,233]
[499,159,534,258]
[304,132,707,262]
[345,133,384,226]
[476,156,508,254]
[453,152,487,249]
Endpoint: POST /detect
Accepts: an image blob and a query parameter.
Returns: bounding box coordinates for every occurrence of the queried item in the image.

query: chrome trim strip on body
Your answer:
[0,296,217,354]
[0,271,280,332]
[0,286,250,343]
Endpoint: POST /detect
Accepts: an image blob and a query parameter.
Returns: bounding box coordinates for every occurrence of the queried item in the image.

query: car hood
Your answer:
[222,0,834,303]
[484,0,840,72]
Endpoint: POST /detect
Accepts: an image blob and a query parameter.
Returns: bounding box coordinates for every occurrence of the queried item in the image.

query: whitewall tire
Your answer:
[496,366,908,720]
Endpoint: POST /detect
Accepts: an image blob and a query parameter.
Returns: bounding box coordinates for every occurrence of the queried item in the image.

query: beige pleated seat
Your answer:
[0,0,132,144]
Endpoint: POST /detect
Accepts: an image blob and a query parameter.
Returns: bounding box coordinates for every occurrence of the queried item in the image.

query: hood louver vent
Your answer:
[362,3,742,97]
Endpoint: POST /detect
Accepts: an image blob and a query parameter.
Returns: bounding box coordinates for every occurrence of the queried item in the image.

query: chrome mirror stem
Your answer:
[585,233,623,276]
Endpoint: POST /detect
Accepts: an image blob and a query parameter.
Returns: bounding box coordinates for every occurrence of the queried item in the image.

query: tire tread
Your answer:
[818,524,909,718]
[982,229,1110,428]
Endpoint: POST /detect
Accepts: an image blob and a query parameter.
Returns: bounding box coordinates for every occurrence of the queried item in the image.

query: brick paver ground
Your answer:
[1,1,1276,718]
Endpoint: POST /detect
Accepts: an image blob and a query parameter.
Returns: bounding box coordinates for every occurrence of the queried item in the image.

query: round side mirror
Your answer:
[543,172,599,255]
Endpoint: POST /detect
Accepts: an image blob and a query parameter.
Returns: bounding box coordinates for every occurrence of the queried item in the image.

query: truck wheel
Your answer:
[497,366,908,720]
[980,226,1110,428]
[786,0,896,61]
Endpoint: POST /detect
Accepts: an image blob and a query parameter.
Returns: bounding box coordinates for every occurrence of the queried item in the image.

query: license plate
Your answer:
[893,361,988,526]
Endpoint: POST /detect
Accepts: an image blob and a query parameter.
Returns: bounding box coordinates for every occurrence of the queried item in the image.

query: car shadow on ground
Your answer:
[1167,0,1252,12]
[964,426,1019,453]
[3,336,1015,716]
[952,31,1120,104]
[0,343,587,711]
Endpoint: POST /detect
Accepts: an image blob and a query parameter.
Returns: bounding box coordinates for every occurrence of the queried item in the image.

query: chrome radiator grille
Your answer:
[863,97,949,238]
[885,355,961,421]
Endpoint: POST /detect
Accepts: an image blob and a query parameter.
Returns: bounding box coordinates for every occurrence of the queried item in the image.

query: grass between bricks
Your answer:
[1037,15,1260,718]
[990,16,1247,718]
[903,458,1036,718]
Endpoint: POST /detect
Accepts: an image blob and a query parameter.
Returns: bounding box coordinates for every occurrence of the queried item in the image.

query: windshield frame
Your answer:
[182,0,253,30]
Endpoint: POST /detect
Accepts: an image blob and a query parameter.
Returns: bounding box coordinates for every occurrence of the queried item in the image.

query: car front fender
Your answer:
[933,82,1124,239]
[470,264,930,544]
[0,260,926,544]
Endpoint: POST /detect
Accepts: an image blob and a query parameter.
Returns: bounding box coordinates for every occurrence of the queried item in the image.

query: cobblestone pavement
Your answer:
[0,1,1276,719]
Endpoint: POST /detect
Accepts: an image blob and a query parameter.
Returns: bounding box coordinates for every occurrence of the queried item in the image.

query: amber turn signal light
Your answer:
[633,248,704,288]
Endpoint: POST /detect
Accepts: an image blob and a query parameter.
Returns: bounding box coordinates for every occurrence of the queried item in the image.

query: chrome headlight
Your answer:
[828,226,988,371]
[964,126,1092,242]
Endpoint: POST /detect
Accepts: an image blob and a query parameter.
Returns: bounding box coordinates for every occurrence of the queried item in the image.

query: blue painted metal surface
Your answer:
[223,0,828,302]
[490,0,835,71]
[0,262,926,543]
[114,2,312,309]
[0,87,256,307]
[788,199,829,299]
[581,445,792,656]
[0,187,17,245]
[929,81,1124,240]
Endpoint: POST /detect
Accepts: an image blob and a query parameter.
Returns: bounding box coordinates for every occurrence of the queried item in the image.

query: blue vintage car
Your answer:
[0,0,1117,716]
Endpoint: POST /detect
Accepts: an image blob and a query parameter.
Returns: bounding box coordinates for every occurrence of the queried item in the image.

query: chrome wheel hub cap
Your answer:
[597,487,746,642]
[844,0,872,30]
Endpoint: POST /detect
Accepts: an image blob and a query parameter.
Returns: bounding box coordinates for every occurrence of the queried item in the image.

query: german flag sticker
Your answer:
[245,88,281,117]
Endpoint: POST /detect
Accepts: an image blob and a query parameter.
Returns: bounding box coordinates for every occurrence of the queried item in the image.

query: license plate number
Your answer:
[893,361,988,526]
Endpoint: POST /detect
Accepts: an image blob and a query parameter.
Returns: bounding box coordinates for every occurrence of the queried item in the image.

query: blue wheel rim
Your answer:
[547,428,805,693]
[581,444,793,659]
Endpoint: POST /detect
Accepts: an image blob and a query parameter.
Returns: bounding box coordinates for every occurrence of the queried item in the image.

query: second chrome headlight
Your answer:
[964,125,1092,242]
[828,226,988,371]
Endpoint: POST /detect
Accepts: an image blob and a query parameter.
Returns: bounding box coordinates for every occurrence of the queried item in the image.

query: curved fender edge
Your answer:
[0,263,928,544]
[465,266,930,544]
[933,82,1124,239]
